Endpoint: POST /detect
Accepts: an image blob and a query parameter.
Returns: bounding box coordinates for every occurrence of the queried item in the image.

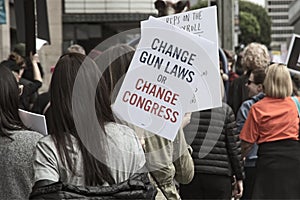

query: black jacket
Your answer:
[29,173,157,200]
[184,103,244,181]
[228,74,250,115]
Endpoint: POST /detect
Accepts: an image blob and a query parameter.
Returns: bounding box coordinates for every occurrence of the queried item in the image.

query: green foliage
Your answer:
[190,0,271,47]
[239,0,271,47]
[239,11,261,45]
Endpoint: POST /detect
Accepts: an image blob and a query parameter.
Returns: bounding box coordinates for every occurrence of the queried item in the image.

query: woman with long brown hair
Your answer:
[0,66,42,199]
[32,53,145,187]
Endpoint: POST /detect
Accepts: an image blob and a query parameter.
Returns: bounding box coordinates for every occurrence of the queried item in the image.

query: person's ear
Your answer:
[257,83,263,92]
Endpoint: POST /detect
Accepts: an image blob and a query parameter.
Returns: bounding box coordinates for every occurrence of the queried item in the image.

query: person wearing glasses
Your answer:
[236,68,266,199]
[228,43,270,115]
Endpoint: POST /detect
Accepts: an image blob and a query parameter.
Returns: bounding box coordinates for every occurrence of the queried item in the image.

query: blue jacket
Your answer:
[236,92,265,167]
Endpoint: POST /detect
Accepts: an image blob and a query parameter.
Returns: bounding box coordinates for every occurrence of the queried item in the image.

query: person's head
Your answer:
[49,52,115,185]
[246,68,266,97]
[0,60,25,82]
[223,49,236,72]
[154,0,190,16]
[0,66,25,137]
[263,63,293,98]
[242,42,270,73]
[4,43,27,80]
[67,44,86,55]
[13,43,26,58]
[291,74,300,96]
[96,44,135,100]
[9,43,26,68]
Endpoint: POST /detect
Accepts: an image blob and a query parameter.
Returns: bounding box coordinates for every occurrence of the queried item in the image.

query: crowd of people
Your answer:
[1,38,300,200]
[3,0,300,198]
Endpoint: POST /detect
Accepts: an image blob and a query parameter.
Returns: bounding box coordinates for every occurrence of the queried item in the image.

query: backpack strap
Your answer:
[291,96,300,118]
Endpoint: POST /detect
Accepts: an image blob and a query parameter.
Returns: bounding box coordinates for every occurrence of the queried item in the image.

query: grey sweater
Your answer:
[0,130,43,200]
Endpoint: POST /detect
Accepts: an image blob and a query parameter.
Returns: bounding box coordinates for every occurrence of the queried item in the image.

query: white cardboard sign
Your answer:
[286,34,300,75]
[112,18,221,140]
[158,6,219,70]
[19,109,48,135]
[140,17,221,111]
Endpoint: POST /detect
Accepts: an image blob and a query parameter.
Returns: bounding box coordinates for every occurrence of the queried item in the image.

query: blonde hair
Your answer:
[263,63,292,98]
[241,42,270,71]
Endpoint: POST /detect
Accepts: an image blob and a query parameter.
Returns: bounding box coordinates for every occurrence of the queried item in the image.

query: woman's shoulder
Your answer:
[37,134,53,142]
[250,96,270,108]
[105,122,141,147]
[35,134,56,149]
[11,130,43,142]
[105,122,136,136]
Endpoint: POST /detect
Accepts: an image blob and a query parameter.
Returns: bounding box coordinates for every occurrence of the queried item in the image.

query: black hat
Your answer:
[13,43,26,57]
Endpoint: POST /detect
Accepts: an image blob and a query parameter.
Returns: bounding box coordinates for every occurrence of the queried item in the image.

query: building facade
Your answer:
[1,0,157,91]
[266,0,295,50]
[62,0,156,53]
[288,0,300,35]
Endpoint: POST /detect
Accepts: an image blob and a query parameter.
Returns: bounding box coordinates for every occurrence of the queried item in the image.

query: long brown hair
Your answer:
[95,44,135,102]
[49,53,115,185]
[0,66,26,138]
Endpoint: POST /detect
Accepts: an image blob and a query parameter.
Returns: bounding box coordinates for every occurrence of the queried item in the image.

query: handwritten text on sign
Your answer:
[158,6,219,71]
[163,10,204,35]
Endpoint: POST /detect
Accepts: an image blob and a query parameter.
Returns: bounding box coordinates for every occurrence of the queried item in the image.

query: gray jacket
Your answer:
[33,123,146,186]
[0,130,42,200]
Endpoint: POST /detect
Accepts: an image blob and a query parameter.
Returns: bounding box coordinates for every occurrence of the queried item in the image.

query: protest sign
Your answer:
[36,38,48,50]
[112,18,221,140]
[158,6,219,70]
[286,34,300,75]
[19,109,48,135]
[141,17,221,111]
[113,66,190,141]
